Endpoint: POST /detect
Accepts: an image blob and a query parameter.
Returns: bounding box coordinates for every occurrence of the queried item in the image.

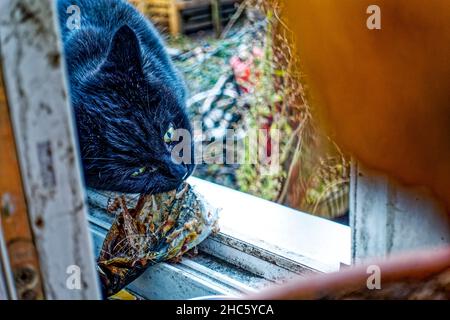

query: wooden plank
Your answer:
[177,0,238,10]
[0,64,45,300]
[168,0,182,35]
[0,0,100,299]
[147,7,170,15]
[136,0,241,35]
[350,163,450,263]
[211,0,222,37]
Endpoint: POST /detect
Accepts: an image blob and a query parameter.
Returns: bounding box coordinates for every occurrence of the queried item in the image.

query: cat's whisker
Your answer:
[128,193,143,202]
[88,189,113,200]
[84,157,115,161]
[146,85,150,110]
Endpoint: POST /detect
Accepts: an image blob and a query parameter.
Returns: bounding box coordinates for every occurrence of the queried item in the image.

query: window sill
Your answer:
[87,177,350,299]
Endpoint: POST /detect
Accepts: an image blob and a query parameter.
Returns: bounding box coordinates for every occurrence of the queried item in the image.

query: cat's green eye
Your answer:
[131,166,146,178]
[164,125,175,144]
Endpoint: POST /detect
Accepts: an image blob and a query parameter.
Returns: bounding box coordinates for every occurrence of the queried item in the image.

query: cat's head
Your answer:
[73,25,195,194]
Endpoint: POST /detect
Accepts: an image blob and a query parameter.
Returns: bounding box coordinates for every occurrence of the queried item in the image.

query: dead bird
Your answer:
[98,182,220,297]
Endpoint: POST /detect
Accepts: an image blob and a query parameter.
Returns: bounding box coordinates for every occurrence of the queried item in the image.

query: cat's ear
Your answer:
[102,25,143,74]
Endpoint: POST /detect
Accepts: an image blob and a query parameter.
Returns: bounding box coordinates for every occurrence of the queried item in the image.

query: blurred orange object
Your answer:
[248,247,450,299]
[280,0,450,211]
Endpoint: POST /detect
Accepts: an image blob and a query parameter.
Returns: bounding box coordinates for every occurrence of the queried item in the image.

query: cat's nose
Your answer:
[164,164,188,181]
[184,163,195,179]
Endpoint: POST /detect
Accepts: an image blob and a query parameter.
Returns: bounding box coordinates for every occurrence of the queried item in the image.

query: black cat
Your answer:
[58,0,195,194]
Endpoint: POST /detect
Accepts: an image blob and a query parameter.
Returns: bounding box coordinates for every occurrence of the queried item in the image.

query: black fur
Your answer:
[58,0,194,194]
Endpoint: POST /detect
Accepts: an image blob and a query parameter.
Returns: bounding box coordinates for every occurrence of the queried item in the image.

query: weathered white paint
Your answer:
[180,259,258,294]
[129,262,238,300]
[0,262,7,299]
[189,177,351,270]
[199,235,310,282]
[0,225,15,300]
[0,0,100,299]
[0,266,7,300]
[351,164,450,263]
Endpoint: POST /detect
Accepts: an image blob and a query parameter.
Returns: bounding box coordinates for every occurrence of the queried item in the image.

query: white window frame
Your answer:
[350,163,450,263]
[0,0,100,300]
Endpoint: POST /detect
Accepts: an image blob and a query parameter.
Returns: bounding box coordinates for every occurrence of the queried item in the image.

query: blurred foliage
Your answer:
[166,0,350,220]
